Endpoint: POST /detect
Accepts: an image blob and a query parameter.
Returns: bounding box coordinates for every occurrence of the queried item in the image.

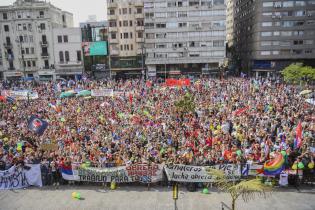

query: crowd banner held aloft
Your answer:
[91,89,114,97]
[164,164,241,182]
[0,164,42,190]
[165,79,191,87]
[1,90,39,100]
[27,115,49,136]
[62,163,164,183]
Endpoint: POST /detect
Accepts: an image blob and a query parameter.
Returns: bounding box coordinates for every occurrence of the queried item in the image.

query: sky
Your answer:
[0,0,107,26]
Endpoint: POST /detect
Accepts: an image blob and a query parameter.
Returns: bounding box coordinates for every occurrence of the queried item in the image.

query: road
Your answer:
[0,185,314,210]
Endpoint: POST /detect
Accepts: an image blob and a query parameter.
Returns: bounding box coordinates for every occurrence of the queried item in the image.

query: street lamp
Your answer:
[16,37,26,79]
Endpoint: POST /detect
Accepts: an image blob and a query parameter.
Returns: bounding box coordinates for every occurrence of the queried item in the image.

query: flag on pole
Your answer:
[294,121,303,149]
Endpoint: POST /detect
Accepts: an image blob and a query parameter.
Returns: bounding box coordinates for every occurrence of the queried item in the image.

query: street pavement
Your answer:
[0,185,314,210]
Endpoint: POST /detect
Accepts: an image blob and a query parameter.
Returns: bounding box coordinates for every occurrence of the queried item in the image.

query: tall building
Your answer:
[107,0,145,79]
[226,0,235,47]
[52,28,84,80]
[234,0,315,77]
[144,0,226,78]
[80,20,109,79]
[0,0,73,81]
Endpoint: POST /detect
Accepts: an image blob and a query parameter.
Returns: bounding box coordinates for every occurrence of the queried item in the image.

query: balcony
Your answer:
[109,27,118,32]
[108,2,117,8]
[108,14,117,20]
[41,53,49,58]
[110,50,119,55]
[136,38,144,43]
[134,1,143,7]
[4,43,13,49]
[58,61,83,67]
[136,26,144,31]
[135,13,144,19]
[40,41,48,46]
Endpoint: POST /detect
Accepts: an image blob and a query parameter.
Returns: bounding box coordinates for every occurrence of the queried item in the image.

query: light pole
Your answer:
[16,38,26,79]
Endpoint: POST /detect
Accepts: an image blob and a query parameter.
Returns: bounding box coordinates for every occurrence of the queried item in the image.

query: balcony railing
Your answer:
[40,41,48,46]
[4,43,13,48]
[41,53,49,57]
[108,2,117,8]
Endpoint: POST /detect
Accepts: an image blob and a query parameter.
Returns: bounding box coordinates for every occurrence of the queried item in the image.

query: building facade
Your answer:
[144,0,226,78]
[80,20,110,79]
[234,0,315,77]
[0,0,73,81]
[52,28,83,80]
[107,0,145,79]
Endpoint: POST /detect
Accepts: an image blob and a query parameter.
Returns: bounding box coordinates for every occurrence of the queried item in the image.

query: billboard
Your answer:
[82,41,108,56]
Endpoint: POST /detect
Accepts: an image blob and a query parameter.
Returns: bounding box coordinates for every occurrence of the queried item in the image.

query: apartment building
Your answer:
[0,0,73,81]
[107,0,145,79]
[234,0,315,77]
[144,0,226,78]
[53,28,83,80]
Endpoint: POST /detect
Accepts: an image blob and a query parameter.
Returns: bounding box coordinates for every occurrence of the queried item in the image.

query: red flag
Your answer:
[129,93,133,104]
[0,96,5,102]
[296,121,302,148]
[233,106,250,116]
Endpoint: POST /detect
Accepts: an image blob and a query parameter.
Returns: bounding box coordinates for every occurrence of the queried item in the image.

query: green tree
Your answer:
[208,169,271,210]
[282,63,315,84]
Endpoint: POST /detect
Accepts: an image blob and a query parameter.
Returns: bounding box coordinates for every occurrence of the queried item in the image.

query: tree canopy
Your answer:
[282,63,315,84]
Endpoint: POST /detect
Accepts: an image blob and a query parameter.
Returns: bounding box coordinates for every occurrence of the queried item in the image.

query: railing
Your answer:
[41,53,49,57]
[3,43,12,48]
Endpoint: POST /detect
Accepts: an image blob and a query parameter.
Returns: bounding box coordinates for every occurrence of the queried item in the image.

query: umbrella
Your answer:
[76,90,91,97]
[60,91,75,98]
[299,90,312,95]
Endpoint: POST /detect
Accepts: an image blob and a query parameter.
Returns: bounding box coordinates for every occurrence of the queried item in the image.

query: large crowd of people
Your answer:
[0,78,314,184]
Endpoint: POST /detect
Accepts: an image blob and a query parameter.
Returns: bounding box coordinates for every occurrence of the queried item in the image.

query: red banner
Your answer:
[166,79,191,87]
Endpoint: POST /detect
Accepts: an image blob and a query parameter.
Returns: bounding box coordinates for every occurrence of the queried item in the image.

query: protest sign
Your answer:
[27,115,49,136]
[1,90,39,100]
[91,89,113,97]
[62,163,163,183]
[0,164,42,190]
[164,164,241,182]
[40,143,58,151]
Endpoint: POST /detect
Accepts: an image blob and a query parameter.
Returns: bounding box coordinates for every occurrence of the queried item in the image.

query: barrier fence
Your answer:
[1,163,313,190]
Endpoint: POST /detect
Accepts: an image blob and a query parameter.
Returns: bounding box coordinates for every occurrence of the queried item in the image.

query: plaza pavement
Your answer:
[0,185,314,210]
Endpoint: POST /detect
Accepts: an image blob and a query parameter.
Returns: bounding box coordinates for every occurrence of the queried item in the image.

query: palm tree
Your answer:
[207,169,272,210]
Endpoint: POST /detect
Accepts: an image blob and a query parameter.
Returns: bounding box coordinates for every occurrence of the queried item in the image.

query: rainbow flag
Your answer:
[258,154,285,176]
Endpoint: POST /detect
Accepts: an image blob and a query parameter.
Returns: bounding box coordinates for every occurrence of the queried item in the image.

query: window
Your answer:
[263,2,273,7]
[130,44,133,50]
[59,51,64,62]
[293,30,304,36]
[119,21,122,27]
[28,23,32,31]
[129,8,132,14]
[281,31,292,36]
[111,33,116,39]
[25,48,29,54]
[123,8,127,14]
[293,40,303,45]
[178,11,187,17]
[31,47,35,54]
[44,60,49,68]
[272,51,279,55]
[137,32,143,38]
[3,13,7,20]
[58,36,62,43]
[17,24,22,31]
[261,51,271,55]
[295,1,306,6]
[305,49,313,54]
[63,35,68,43]
[137,8,142,14]
[123,21,128,27]
[120,45,123,51]
[4,25,9,32]
[273,31,280,36]
[261,41,272,46]
[213,40,224,47]
[156,23,166,28]
[305,40,314,45]
[130,32,133,39]
[77,51,82,62]
[129,20,133,27]
[261,32,272,36]
[262,22,272,27]
[65,51,70,62]
[124,33,129,39]
[32,61,36,67]
[39,11,44,17]
[109,21,117,27]
[283,1,294,7]
[109,9,115,15]
[42,35,47,44]
[40,23,45,30]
